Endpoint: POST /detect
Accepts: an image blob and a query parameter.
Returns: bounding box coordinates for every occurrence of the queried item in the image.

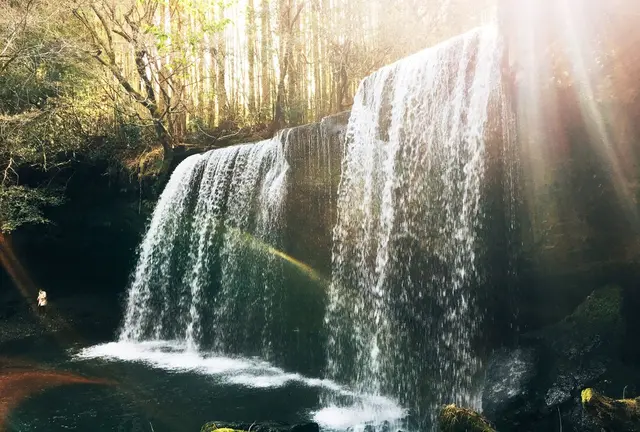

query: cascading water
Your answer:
[116,118,346,373]
[119,133,290,358]
[102,23,513,432]
[324,26,505,427]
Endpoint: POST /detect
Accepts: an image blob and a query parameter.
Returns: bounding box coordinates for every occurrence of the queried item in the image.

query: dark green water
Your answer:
[0,294,408,432]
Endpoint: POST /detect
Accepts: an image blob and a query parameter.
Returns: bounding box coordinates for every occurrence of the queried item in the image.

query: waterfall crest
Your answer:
[325,26,505,423]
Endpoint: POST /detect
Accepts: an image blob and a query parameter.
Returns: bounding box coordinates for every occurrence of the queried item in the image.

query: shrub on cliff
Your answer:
[0,186,63,232]
[0,2,157,232]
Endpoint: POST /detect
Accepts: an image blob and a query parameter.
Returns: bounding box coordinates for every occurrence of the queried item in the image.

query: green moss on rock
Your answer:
[537,284,624,355]
[201,424,247,432]
[439,404,496,432]
[582,388,595,404]
[582,387,640,431]
[564,285,623,331]
[211,429,245,432]
[200,422,319,432]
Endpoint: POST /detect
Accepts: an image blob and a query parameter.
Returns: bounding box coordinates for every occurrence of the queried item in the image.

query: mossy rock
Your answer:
[534,284,624,357]
[439,404,496,432]
[200,422,319,432]
[536,285,626,405]
[483,285,633,432]
[201,425,247,432]
[582,388,640,431]
[562,285,623,333]
[206,429,246,432]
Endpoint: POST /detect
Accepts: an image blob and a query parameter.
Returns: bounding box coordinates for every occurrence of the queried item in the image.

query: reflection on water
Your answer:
[0,333,410,432]
[0,358,110,432]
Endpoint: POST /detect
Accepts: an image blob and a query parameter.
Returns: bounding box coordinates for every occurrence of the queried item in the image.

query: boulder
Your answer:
[482,347,538,425]
[582,388,640,432]
[200,422,319,432]
[582,388,640,431]
[438,405,496,432]
[483,285,638,431]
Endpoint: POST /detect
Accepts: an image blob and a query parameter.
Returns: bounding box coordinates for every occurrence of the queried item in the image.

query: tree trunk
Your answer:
[216,2,228,122]
[133,49,173,163]
[272,0,304,133]
[272,50,289,132]
[312,0,322,119]
[260,0,272,121]
[247,0,257,118]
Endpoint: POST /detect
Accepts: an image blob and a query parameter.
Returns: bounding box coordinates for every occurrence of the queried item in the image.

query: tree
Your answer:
[73,0,175,164]
[0,0,95,231]
[246,0,257,118]
[0,0,501,232]
[272,0,303,132]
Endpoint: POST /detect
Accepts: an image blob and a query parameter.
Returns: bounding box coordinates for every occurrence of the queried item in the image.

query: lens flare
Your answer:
[0,357,112,432]
[0,233,41,315]
[503,0,640,268]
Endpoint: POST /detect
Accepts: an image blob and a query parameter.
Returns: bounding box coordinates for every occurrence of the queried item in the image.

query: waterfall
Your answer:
[119,133,290,358]
[114,23,512,431]
[324,26,504,425]
[118,117,346,372]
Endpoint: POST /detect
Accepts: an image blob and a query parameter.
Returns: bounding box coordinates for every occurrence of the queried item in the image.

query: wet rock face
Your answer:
[482,348,538,422]
[283,112,348,280]
[275,112,348,374]
[2,160,152,318]
[483,285,640,431]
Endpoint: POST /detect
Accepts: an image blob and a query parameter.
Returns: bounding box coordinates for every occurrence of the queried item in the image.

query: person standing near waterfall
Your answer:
[37,289,47,315]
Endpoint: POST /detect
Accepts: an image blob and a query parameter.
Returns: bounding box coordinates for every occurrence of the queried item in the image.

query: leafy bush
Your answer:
[0,186,63,232]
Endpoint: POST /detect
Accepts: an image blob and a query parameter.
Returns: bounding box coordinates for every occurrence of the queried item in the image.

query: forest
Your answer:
[0,0,493,232]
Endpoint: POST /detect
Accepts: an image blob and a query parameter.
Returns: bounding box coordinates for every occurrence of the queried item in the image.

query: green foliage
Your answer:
[1,2,100,163]
[144,24,170,51]
[0,186,63,232]
[0,0,161,232]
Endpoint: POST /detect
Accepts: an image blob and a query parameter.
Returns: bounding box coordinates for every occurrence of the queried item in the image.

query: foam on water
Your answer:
[74,341,407,431]
[313,397,406,432]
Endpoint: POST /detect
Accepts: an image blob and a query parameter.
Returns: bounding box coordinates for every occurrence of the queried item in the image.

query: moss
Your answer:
[582,388,640,431]
[138,147,165,177]
[582,388,594,404]
[212,429,246,432]
[566,285,622,328]
[439,404,496,432]
[201,426,247,432]
[545,285,624,346]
